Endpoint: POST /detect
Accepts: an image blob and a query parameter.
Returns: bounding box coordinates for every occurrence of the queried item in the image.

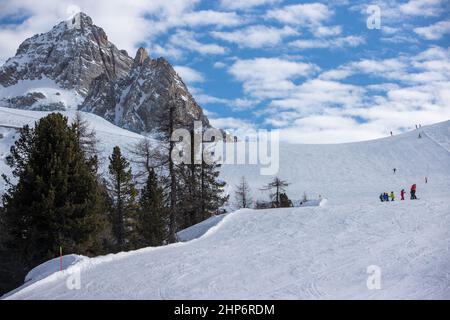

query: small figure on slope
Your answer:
[390,191,395,201]
[410,184,417,200]
[400,189,405,201]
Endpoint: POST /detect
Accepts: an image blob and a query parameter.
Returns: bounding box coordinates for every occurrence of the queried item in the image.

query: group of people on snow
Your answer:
[379,184,417,202]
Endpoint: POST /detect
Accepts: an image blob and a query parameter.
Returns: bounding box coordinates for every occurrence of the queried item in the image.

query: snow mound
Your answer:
[177,213,228,242]
[25,255,89,283]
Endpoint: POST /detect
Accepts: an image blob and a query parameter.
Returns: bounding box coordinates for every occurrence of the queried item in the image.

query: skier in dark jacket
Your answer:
[379,193,384,202]
[384,193,389,202]
[410,184,417,199]
[400,189,405,200]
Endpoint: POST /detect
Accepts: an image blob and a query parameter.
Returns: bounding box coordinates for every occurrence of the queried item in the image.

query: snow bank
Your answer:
[177,214,228,242]
[25,255,89,283]
[4,198,450,300]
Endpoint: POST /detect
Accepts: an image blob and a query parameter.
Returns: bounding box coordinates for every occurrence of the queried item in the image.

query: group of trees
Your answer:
[0,111,228,294]
[234,176,293,209]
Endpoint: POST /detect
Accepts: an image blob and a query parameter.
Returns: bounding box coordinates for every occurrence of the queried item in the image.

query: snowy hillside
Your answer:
[2,106,449,203]
[221,121,450,205]
[1,108,450,299]
[3,199,450,299]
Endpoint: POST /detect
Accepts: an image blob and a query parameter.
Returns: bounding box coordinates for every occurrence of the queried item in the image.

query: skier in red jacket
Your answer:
[400,189,405,200]
[410,184,417,200]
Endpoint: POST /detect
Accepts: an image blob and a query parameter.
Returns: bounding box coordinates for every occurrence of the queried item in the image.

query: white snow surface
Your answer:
[24,255,89,283]
[177,213,228,242]
[0,78,83,110]
[0,108,449,299]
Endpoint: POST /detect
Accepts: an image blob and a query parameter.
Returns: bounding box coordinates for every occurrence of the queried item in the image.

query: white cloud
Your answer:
[169,30,227,55]
[150,44,184,59]
[351,0,445,21]
[213,61,227,69]
[228,58,320,98]
[399,0,445,17]
[266,3,333,26]
[259,46,450,143]
[289,36,365,49]
[195,94,259,111]
[414,20,450,40]
[268,79,366,115]
[174,65,205,83]
[314,25,342,37]
[211,25,298,48]
[219,0,281,10]
[180,10,242,27]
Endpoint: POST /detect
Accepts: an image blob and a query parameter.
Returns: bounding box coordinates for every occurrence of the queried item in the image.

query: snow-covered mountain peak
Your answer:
[65,11,94,29]
[133,47,150,67]
[0,13,210,133]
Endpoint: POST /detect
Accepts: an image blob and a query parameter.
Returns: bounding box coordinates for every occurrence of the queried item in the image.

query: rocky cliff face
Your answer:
[81,48,209,132]
[0,12,210,133]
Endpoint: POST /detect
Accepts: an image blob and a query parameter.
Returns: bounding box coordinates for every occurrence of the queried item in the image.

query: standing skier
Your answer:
[379,193,384,202]
[384,193,389,202]
[410,184,417,200]
[400,189,405,201]
[390,191,395,201]
[393,168,396,174]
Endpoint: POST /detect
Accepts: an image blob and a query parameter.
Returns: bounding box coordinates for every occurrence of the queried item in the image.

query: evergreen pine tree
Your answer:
[1,113,108,290]
[137,169,167,247]
[107,146,138,251]
[200,160,228,218]
[71,112,100,172]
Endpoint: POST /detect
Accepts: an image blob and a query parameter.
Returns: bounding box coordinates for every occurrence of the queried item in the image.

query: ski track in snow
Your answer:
[0,108,449,299]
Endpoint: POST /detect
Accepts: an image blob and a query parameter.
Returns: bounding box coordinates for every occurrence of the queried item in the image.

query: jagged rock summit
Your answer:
[0,12,210,132]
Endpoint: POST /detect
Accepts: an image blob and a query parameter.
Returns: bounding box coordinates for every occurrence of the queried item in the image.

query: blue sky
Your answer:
[0,0,449,143]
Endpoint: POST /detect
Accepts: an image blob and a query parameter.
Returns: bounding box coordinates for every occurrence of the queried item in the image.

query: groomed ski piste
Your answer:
[1,107,450,299]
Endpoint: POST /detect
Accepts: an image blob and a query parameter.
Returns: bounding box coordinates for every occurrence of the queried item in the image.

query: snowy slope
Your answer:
[2,106,449,203]
[221,121,450,205]
[1,108,450,299]
[3,199,450,299]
